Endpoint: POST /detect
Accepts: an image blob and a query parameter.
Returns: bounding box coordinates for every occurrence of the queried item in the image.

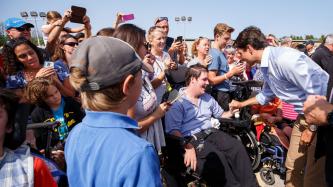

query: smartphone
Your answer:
[44,61,54,68]
[175,36,183,43]
[122,14,134,22]
[144,42,151,53]
[167,90,184,104]
[70,5,87,24]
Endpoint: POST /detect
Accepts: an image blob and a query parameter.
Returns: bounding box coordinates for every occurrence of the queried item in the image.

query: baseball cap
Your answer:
[4,18,34,30]
[69,36,150,91]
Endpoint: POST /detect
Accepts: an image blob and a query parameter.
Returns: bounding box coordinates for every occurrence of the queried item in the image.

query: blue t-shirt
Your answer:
[51,98,69,140]
[65,111,162,187]
[207,48,230,91]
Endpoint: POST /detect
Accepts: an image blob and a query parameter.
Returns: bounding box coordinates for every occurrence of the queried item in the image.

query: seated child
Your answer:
[252,97,292,149]
[25,77,84,169]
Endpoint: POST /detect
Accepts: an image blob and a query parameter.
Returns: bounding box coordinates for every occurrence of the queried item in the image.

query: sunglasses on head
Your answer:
[155,17,168,24]
[158,17,168,21]
[15,27,31,32]
[63,42,79,47]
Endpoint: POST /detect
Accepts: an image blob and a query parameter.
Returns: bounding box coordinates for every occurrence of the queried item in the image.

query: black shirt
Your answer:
[31,97,85,150]
[312,44,333,99]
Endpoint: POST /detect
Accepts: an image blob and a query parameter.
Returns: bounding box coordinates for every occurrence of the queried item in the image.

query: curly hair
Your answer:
[191,37,209,57]
[3,37,44,75]
[25,77,53,106]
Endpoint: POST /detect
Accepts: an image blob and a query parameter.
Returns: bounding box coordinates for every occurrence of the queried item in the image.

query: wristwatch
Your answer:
[327,110,333,127]
[309,124,318,132]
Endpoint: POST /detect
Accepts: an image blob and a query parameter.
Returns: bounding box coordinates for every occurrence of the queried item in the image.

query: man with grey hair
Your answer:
[280,36,293,47]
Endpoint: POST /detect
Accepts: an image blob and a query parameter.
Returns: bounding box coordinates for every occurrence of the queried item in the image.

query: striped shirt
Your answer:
[281,101,298,120]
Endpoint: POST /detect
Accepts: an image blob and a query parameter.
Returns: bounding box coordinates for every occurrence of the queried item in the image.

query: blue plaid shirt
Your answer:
[0,145,34,187]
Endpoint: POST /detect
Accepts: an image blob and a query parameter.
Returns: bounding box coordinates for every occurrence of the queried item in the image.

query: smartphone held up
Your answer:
[121,14,134,22]
[70,5,86,24]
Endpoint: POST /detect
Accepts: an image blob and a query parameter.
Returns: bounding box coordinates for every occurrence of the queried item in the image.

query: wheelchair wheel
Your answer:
[237,130,261,171]
[260,167,275,185]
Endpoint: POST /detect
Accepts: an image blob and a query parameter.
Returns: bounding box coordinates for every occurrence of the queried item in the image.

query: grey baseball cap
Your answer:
[69,36,149,91]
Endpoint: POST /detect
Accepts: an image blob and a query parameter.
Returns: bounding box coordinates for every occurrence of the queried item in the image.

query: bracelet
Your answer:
[224,74,229,80]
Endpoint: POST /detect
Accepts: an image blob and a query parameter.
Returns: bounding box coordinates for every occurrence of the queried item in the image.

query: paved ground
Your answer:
[255,172,285,187]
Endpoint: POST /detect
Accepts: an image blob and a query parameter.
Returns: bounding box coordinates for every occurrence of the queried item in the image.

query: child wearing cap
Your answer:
[65,36,161,187]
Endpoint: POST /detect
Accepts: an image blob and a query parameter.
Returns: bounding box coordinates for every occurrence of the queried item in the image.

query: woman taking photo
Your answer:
[3,37,74,98]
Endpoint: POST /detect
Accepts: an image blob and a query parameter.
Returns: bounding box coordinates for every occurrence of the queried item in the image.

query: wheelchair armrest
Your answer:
[218,117,251,128]
[232,80,264,88]
[165,134,191,147]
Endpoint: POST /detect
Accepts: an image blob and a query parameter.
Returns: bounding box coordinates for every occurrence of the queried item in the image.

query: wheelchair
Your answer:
[161,134,207,187]
[219,80,264,171]
[27,121,68,186]
[254,120,289,185]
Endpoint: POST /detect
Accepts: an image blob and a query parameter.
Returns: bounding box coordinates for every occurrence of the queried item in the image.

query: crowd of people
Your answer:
[1,8,333,187]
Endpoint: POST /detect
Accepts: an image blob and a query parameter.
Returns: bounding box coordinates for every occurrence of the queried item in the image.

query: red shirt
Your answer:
[33,157,57,187]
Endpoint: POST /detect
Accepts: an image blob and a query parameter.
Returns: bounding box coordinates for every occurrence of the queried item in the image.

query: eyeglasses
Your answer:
[14,27,31,32]
[63,42,79,47]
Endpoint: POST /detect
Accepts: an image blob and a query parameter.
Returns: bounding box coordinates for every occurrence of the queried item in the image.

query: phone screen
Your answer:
[43,61,54,68]
[122,14,134,22]
[70,6,87,24]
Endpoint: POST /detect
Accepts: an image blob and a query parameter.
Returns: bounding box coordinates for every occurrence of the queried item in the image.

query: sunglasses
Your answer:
[63,42,79,47]
[157,17,168,21]
[155,17,168,24]
[15,27,31,32]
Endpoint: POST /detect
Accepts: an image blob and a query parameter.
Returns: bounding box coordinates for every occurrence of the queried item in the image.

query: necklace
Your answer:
[23,70,37,81]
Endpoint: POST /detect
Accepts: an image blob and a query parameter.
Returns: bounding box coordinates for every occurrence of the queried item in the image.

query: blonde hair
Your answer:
[147,26,165,43]
[46,11,62,24]
[70,67,126,111]
[214,23,234,38]
[191,37,209,57]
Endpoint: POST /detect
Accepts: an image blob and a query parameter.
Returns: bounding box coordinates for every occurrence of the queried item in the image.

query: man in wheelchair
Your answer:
[165,64,258,187]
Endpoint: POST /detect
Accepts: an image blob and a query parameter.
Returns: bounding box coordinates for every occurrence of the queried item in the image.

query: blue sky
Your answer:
[1,0,332,40]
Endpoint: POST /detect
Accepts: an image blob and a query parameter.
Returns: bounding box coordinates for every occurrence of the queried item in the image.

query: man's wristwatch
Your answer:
[327,110,333,127]
[309,124,318,132]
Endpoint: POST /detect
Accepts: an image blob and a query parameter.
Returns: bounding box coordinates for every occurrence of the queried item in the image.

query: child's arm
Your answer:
[82,15,92,38]
[45,10,71,55]
[65,26,85,33]
[41,20,62,35]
